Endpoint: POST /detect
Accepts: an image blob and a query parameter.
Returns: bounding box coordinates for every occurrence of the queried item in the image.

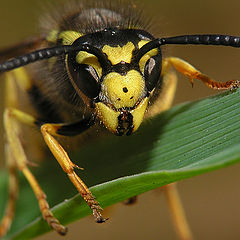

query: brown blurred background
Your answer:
[0,0,240,239]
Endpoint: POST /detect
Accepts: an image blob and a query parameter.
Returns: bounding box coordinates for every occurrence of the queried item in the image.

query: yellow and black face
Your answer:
[65,28,162,136]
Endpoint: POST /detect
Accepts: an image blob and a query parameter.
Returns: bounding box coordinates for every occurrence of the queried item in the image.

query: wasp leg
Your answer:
[3,108,67,236]
[1,68,56,237]
[146,68,193,240]
[0,146,18,237]
[40,122,106,223]
[162,183,193,240]
[164,57,240,89]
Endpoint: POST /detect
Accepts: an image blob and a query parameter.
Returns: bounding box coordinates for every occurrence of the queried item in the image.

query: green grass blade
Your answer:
[1,88,240,239]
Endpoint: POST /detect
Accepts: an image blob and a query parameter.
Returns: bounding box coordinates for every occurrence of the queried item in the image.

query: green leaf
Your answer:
[1,88,240,239]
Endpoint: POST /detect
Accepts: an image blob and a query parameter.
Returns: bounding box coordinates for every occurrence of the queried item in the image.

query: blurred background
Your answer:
[0,0,240,239]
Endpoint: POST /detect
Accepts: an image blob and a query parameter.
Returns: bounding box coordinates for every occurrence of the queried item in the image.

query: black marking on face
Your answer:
[123,87,128,93]
[117,111,134,136]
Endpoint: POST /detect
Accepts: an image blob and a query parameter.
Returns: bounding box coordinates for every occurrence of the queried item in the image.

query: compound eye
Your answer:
[68,62,101,99]
[144,55,162,92]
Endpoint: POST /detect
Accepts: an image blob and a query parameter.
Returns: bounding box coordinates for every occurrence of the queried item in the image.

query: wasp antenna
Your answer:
[136,34,240,62]
[0,46,69,72]
[0,44,109,73]
[162,34,240,47]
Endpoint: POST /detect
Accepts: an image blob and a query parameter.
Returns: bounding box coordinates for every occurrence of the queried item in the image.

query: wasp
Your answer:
[0,0,239,238]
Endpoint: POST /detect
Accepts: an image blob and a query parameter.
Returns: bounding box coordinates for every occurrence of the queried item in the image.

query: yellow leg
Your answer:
[162,183,193,240]
[40,123,106,223]
[1,68,34,237]
[2,108,67,235]
[0,146,18,237]
[163,57,240,89]
[3,108,105,223]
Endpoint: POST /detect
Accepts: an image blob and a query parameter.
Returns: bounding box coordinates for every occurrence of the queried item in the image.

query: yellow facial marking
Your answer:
[131,97,149,132]
[95,96,149,134]
[102,70,145,109]
[138,40,158,73]
[59,31,83,45]
[102,42,135,65]
[76,51,102,77]
[95,102,120,133]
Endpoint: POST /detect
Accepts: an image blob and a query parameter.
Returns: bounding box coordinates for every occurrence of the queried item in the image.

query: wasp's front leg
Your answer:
[39,119,107,223]
[163,57,240,90]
